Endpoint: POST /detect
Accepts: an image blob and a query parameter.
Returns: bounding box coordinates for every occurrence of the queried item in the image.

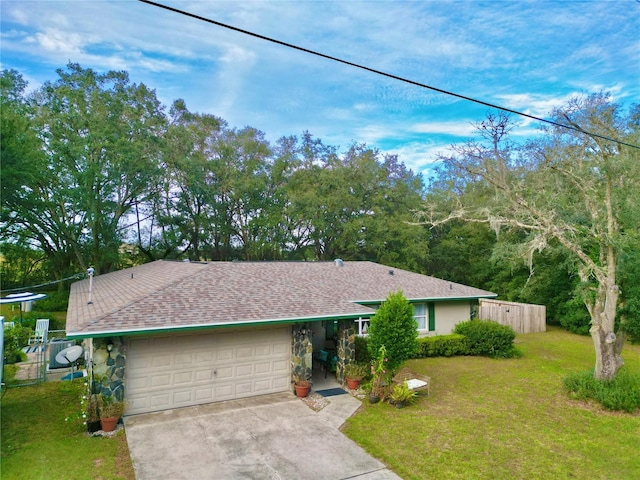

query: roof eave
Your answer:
[354,293,497,305]
[65,311,375,339]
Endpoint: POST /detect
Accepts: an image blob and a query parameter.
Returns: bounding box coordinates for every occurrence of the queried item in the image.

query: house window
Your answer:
[355,317,370,336]
[413,303,427,330]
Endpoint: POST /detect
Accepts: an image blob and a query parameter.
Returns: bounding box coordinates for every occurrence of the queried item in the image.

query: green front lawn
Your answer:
[343,327,640,480]
[1,381,134,480]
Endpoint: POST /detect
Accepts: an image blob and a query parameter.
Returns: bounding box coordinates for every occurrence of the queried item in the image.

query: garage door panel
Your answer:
[235,382,253,395]
[215,384,234,398]
[173,390,193,404]
[236,346,253,359]
[194,369,213,382]
[150,373,172,388]
[196,351,214,363]
[195,387,214,401]
[126,326,291,415]
[174,371,194,385]
[254,379,273,392]
[150,392,171,408]
[255,345,271,356]
[174,353,194,367]
[254,361,271,374]
[272,376,290,389]
[236,364,253,377]
[273,359,289,373]
[273,342,290,355]
[215,366,234,380]
[215,348,234,362]
[151,356,172,368]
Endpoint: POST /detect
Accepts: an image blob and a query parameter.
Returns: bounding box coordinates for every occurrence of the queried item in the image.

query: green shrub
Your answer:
[4,349,27,364]
[367,291,419,371]
[558,297,591,335]
[354,335,372,364]
[454,319,517,358]
[564,369,640,413]
[3,325,31,364]
[34,290,70,312]
[415,334,469,357]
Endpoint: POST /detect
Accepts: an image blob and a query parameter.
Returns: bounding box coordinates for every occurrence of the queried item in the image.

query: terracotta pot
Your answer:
[100,416,119,432]
[346,377,361,390]
[294,382,310,398]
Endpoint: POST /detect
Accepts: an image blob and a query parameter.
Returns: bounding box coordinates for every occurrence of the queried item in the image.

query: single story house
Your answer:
[66,260,496,415]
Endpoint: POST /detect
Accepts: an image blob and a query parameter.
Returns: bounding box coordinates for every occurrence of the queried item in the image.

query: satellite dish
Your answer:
[55,345,83,366]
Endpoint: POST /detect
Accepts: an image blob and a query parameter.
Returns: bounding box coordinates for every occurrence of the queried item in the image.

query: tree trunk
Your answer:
[590,324,624,381]
[589,279,623,381]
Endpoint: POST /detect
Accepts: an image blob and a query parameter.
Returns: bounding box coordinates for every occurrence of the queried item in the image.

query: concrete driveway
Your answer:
[124,391,402,480]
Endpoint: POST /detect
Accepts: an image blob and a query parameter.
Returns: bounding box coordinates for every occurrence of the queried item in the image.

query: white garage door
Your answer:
[125,326,291,415]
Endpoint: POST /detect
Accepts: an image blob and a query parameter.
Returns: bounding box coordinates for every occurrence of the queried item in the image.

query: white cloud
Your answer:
[32,29,86,55]
[495,93,576,118]
[410,121,477,137]
[384,142,449,178]
[219,44,256,64]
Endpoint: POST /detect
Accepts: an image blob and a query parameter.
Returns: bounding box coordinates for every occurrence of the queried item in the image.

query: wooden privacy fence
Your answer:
[479,299,546,334]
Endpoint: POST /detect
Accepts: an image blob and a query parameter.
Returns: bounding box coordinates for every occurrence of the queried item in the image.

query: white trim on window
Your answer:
[413,303,427,331]
[355,317,370,336]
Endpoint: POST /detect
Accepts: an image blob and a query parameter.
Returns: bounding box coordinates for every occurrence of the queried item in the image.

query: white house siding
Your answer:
[434,301,472,335]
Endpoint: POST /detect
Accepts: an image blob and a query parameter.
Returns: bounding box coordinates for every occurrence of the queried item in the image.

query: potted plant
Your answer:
[390,381,417,408]
[369,345,388,404]
[344,363,367,390]
[293,375,311,398]
[99,395,125,432]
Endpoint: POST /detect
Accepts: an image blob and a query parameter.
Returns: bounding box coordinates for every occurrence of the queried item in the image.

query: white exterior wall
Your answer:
[434,301,472,335]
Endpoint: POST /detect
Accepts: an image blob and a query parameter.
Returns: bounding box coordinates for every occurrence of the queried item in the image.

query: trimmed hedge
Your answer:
[416,334,469,357]
[454,319,517,358]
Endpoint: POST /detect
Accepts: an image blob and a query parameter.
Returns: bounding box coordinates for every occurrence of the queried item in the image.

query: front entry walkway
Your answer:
[124,392,401,480]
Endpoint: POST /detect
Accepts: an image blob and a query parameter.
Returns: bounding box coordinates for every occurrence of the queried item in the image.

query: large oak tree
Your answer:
[421,93,639,380]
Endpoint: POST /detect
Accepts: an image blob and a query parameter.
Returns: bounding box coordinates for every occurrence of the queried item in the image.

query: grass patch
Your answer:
[343,327,640,480]
[1,381,134,480]
[564,369,640,413]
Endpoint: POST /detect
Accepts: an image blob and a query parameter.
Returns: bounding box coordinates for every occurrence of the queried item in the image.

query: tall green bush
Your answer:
[454,319,517,358]
[354,335,371,364]
[367,291,418,371]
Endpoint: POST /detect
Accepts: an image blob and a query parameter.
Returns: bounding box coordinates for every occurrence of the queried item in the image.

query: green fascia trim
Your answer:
[65,311,375,340]
[355,294,497,306]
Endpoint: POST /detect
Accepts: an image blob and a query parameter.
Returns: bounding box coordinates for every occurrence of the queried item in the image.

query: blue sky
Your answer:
[2,1,638,176]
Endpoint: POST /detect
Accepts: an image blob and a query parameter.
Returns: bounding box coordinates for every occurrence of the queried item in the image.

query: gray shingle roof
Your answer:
[66,260,496,338]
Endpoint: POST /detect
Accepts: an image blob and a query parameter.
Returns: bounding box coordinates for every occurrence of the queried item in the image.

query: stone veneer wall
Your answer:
[91,337,126,402]
[291,323,313,387]
[336,320,356,382]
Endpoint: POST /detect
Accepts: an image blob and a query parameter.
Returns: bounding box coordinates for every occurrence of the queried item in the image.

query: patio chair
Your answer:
[313,349,337,378]
[3,321,15,330]
[392,367,431,396]
[28,318,49,345]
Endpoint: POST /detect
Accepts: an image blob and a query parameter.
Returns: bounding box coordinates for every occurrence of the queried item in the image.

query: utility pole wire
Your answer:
[139,0,640,150]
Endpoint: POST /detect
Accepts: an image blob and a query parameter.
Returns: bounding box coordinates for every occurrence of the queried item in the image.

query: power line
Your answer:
[139,0,639,150]
[1,272,85,293]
